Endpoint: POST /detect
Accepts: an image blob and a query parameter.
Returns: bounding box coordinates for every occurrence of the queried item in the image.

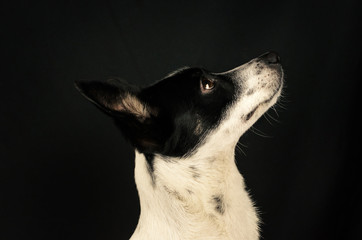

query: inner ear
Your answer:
[75,80,156,120]
[119,93,157,121]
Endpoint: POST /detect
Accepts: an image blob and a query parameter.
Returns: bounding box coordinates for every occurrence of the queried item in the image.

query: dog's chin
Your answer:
[244,77,283,123]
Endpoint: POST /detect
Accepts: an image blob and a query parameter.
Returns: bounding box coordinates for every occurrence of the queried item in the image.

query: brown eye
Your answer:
[200,77,215,92]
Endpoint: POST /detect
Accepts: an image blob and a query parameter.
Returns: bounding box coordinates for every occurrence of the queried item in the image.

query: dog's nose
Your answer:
[259,51,280,64]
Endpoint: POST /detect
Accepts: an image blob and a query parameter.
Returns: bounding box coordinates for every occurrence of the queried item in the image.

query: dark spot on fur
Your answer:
[189,165,200,179]
[255,64,264,75]
[212,194,225,214]
[193,173,200,179]
[145,153,156,186]
[164,186,185,202]
[246,89,255,95]
[186,189,193,194]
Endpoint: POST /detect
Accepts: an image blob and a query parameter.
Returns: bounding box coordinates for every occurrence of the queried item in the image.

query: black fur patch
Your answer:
[137,68,236,157]
[189,165,200,179]
[212,194,225,214]
[144,153,156,185]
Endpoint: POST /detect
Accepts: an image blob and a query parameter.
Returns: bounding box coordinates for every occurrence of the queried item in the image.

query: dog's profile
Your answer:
[75,52,283,240]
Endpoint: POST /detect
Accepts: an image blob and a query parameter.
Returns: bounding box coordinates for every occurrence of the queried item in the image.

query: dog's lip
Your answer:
[244,78,283,121]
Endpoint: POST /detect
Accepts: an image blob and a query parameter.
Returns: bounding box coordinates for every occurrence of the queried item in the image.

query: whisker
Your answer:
[263,114,274,126]
[276,102,287,110]
[235,142,247,156]
[238,141,248,148]
[250,126,272,138]
[266,111,280,123]
[271,106,279,117]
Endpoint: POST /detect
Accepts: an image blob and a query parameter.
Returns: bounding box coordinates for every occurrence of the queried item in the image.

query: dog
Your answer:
[75,51,283,240]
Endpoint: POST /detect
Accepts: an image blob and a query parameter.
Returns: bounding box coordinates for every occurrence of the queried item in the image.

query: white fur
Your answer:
[130,59,283,240]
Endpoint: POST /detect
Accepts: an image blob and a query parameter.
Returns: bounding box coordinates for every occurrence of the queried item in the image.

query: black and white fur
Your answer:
[75,52,284,240]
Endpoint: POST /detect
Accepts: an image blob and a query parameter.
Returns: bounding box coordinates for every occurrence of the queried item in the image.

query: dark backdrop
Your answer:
[1,1,360,239]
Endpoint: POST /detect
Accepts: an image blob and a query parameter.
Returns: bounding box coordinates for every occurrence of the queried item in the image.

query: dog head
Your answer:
[75,52,283,158]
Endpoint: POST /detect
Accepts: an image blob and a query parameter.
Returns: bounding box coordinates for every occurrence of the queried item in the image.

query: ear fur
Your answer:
[74,79,154,119]
[75,79,161,153]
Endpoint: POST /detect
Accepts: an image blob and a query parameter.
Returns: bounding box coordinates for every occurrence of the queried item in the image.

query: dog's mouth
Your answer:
[245,107,258,121]
[244,78,283,121]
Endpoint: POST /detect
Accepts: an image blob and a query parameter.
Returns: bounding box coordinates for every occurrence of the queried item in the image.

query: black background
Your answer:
[1,1,360,239]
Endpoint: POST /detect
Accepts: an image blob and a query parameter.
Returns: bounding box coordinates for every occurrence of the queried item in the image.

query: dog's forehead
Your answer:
[140,67,235,111]
[140,68,204,102]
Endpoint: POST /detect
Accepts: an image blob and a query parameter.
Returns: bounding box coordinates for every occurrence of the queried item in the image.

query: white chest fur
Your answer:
[130,149,259,240]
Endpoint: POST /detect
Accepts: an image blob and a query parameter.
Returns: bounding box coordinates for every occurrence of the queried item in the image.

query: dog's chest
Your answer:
[130,151,259,240]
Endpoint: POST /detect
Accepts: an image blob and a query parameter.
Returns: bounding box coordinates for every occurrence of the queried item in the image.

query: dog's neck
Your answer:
[130,146,259,240]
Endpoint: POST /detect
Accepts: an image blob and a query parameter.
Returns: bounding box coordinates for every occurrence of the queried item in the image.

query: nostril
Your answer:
[259,51,280,64]
[267,52,280,64]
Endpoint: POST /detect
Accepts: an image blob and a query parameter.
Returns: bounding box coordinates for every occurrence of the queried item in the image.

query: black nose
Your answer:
[259,51,280,64]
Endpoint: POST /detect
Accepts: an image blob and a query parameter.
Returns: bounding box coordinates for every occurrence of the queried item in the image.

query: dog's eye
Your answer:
[200,77,215,92]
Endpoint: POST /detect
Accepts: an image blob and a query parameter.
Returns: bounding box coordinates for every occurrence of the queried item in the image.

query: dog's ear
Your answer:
[75,79,152,118]
[75,79,162,153]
